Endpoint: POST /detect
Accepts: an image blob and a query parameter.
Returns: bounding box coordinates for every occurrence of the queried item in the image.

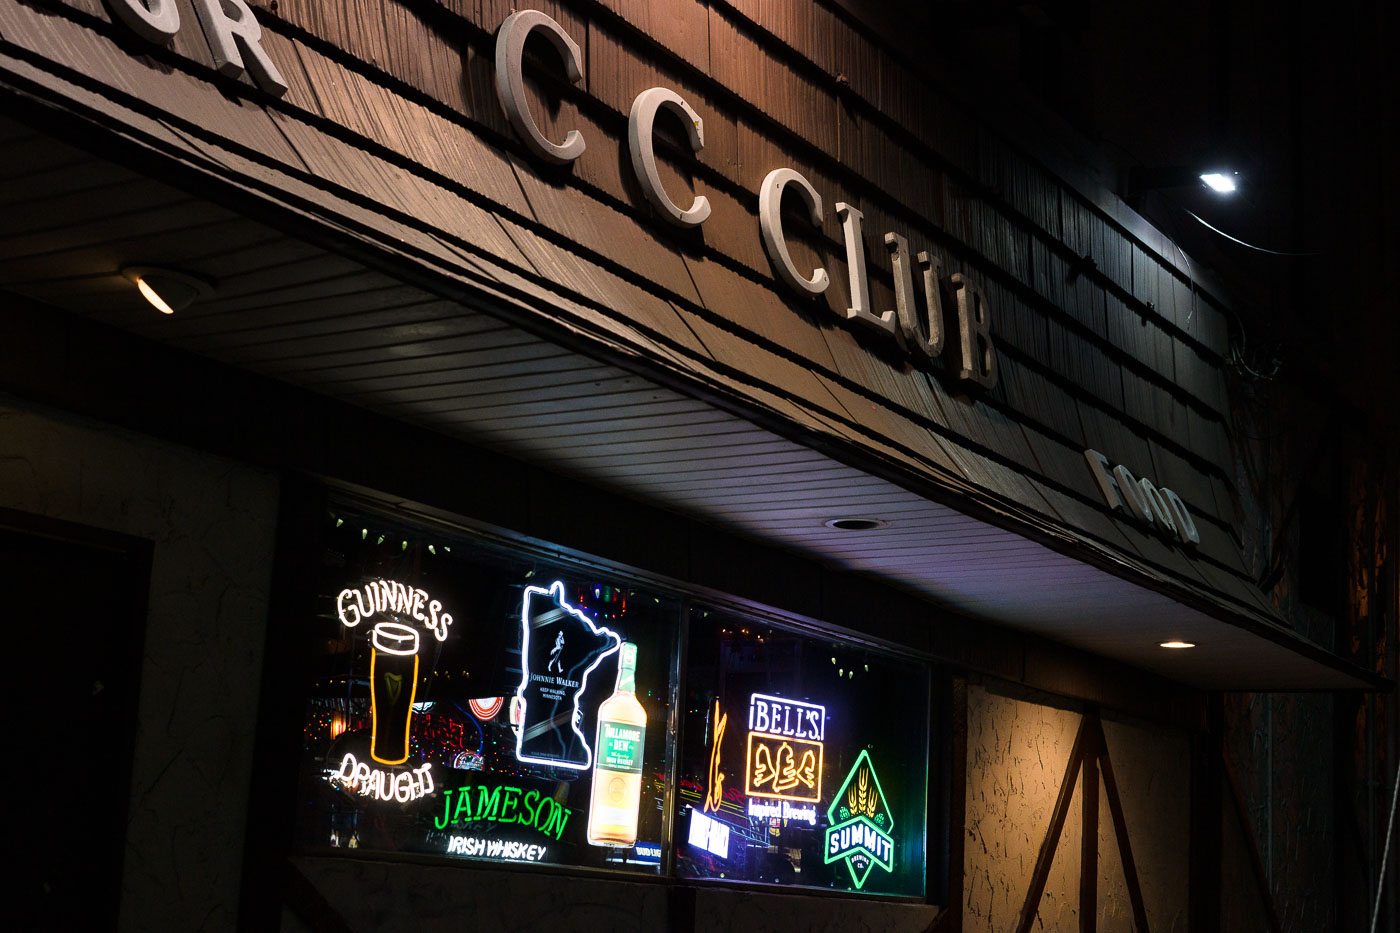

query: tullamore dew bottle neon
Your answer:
[587,642,646,847]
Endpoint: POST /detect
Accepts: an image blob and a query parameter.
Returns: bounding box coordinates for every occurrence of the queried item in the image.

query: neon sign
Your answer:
[369,622,419,764]
[445,835,547,862]
[336,578,454,641]
[514,581,621,770]
[688,808,731,859]
[746,799,817,825]
[745,694,825,803]
[434,784,574,840]
[704,700,727,813]
[824,751,894,890]
[748,693,825,741]
[331,753,435,803]
[469,697,504,720]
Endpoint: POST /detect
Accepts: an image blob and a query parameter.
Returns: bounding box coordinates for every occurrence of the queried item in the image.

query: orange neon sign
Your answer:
[744,693,825,804]
[704,700,728,813]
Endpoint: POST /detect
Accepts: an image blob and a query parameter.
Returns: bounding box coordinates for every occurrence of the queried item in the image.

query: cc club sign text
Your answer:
[103,2,1000,389]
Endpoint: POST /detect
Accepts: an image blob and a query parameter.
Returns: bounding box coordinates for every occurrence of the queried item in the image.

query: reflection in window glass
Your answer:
[676,609,929,896]
[293,507,676,874]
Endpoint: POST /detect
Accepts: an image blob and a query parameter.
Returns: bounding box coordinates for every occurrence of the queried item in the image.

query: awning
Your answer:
[0,0,1377,689]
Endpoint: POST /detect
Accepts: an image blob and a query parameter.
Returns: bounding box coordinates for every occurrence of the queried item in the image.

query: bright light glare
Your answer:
[1160,640,1196,649]
[1200,173,1237,194]
[136,277,176,314]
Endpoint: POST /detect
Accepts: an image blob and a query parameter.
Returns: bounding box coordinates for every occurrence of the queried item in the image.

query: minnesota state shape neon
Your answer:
[513,580,621,770]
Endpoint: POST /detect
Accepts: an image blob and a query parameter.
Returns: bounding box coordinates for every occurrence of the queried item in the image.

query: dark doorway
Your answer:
[4,510,152,930]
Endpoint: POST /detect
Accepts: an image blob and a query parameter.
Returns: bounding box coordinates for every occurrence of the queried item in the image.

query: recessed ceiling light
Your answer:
[121,266,215,315]
[824,518,887,531]
[1160,640,1196,649]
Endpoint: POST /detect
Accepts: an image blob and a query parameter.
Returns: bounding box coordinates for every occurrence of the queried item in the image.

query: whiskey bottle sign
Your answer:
[824,750,895,890]
[587,642,647,847]
[598,720,644,773]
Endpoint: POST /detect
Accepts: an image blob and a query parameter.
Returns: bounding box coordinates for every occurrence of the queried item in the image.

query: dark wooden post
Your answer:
[1015,719,1088,933]
[1189,695,1223,933]
[1081,712,1100,933]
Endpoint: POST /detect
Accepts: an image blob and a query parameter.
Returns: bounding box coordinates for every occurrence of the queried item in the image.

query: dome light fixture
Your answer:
[1199,171,1240,194]
[1126,159,1251,204]
[121,266,215,315]
[1159,640,1196,649]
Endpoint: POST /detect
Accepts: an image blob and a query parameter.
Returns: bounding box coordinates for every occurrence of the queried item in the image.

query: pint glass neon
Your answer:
[369,622,420,765]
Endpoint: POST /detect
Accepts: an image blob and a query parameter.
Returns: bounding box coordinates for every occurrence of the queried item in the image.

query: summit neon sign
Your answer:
[824,750,895,890]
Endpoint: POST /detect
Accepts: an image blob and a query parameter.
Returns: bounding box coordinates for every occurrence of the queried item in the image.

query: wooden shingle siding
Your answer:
[0,0,1261,612]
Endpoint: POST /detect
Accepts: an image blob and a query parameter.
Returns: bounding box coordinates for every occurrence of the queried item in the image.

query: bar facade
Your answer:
[0,1,1384,930]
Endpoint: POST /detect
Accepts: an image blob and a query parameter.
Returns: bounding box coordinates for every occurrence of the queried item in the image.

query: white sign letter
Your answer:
[495,10,586,165]
[834,204,896,336]
[1112,464,1154,524]
[1138,477,1178,534]
[1160,487,1200,546]
[759,168,829,298]
[1084,449,1123,511]
[628,88,710,228]
[951,273,997,388]
[107,0,179,44]
[885,233,945,360]
[189,0,287,97]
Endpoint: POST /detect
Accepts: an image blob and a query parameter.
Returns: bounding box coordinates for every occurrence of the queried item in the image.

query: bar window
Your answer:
[676,608,930,897]
[293,507,676,874]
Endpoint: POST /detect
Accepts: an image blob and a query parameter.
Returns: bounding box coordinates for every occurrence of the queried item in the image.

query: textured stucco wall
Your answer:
[964,681,1190,932]
[1098,718,1190,931]
[0,400,279,933]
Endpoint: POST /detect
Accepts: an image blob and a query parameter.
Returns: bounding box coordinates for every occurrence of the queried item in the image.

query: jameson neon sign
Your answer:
[106,6,999,390]
[434,784,574,840]
[824,751,895,890]
[445,836,547,862]
[745,694,825,803]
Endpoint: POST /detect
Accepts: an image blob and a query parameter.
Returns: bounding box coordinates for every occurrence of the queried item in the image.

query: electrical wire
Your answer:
[1162,229,1197,325]
[1183,208,1322,256]
[1371,760,1400,933]
[1160,205,1281,381]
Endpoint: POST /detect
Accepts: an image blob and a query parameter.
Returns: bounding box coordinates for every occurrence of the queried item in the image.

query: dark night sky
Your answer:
[897,0,1398,428]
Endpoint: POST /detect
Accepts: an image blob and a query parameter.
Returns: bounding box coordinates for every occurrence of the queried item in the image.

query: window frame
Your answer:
[274,486,946,905]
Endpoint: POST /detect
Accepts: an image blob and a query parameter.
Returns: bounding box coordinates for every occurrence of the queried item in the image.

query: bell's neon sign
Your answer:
[745,694,825,804]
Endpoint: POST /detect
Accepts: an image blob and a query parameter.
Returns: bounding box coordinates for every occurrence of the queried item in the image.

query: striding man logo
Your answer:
[549,630,565,672]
